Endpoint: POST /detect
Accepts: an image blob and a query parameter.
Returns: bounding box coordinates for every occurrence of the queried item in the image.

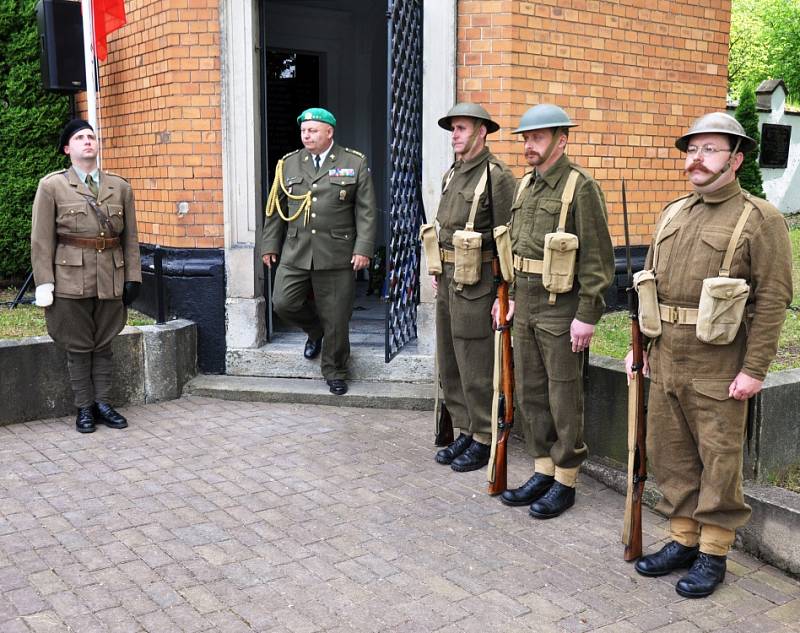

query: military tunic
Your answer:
[645,179,793,532]
[261,143,377,380]
[510,153,614,470]
[435,147,515,440]
[31,166,141,407]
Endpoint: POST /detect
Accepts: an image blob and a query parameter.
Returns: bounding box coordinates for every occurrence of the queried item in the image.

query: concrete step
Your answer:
[185,374,435,410]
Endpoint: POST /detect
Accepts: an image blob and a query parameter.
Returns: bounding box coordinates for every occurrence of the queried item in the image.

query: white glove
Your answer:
[35,283,54,307]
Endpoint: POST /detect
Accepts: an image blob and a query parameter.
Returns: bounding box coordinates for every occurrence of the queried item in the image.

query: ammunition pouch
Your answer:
[493,224,514,283]
[633,269,662,338]
[696,277,749,345]
[420,223,442,275]
[452,229,483,286]
[542,231,578,301]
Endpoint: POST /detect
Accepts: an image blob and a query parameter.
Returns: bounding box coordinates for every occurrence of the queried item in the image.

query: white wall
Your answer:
[759,92,800,213]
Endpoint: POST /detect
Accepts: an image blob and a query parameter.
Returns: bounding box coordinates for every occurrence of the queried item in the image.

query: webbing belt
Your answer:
[659,303,698,325]
[440,248,493,264]
[512,254,544,274]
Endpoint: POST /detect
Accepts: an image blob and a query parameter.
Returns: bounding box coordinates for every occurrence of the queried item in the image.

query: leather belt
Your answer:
[659,303,698,325]
[439,248,494,264]
[59,235,120,252]
[513,254,544,274]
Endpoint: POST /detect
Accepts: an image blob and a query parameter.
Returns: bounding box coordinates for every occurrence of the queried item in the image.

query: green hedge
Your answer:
[0,0,69,281]
[734,84,766,199]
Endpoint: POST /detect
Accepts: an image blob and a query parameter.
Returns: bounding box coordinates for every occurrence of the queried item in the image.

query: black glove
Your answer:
[122,281,141,306]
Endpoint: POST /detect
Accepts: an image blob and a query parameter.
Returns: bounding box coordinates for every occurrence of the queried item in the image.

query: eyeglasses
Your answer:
[685,145,733,157]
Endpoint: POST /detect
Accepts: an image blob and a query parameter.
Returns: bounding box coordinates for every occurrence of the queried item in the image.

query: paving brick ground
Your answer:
[0,396,798,632]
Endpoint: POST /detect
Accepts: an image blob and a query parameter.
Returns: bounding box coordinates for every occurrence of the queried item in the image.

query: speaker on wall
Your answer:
[36,0,86,94]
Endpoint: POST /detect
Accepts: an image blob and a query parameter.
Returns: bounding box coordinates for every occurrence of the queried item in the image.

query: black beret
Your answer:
[58,119,94,154]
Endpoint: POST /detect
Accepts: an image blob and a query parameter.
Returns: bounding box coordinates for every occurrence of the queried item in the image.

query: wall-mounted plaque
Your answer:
[760,123,791,169]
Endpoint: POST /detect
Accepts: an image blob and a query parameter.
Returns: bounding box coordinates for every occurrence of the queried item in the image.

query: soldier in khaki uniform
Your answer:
[627,113,793,598]
[431,103,516,472]
[494,105,614,517]
[31,119,141,433]
[261,108,377,396]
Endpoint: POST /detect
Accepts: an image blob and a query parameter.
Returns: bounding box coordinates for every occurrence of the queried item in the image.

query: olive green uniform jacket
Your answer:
[510,153,614,469]
[645,180,793,530]
[435,147,515,438]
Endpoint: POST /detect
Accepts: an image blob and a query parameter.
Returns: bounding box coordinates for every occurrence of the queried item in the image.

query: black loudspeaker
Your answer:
[36,0,86,94]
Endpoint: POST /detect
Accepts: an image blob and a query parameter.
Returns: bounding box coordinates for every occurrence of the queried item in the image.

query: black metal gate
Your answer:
[385,0,423,362]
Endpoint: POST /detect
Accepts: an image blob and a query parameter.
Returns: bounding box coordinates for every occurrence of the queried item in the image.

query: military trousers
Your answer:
[647,323,751,531]
[272,264,355,381]
[45,296,126,408]
[512,275,587,469]
[435,261,495,438]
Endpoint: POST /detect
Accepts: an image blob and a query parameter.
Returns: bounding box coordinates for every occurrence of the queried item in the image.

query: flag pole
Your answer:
[80,0,100,165]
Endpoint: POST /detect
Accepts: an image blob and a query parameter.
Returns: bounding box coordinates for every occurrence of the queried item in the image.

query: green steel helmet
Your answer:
[512,104,577,134]
[675,112,757,154]
[297,107,337,127]
[438,102,500,134]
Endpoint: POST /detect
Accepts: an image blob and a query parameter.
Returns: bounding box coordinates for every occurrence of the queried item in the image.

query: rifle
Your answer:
[434,385,454,446]
[621,179,647,561]
[487,162,514,495]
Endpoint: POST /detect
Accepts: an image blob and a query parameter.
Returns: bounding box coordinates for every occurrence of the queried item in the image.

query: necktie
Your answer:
[314,155,321,172]
[86,175,98,197]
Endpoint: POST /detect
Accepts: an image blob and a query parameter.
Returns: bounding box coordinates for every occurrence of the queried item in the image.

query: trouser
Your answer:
[272,264,355,380]
[435,261,494,441]
[45,296,126,408]
[512,275,587,474]
[647,322,751,537]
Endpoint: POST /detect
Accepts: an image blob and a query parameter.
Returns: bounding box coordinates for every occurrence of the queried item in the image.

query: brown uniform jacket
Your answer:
[644,180,793,381]
[31,167,142,300]
[261,144,377,270]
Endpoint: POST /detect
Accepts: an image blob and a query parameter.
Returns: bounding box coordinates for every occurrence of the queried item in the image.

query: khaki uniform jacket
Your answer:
[644,180,793,381]
[31,167,141,300]
[261,144,377,269]
[510,154,614,325]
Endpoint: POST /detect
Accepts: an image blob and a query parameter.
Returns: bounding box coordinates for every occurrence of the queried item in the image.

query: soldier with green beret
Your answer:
[432,103,516,472]
[494,104,614,517]
[261,107,377,395]
[31,119,142,433]
[627,112,793,598]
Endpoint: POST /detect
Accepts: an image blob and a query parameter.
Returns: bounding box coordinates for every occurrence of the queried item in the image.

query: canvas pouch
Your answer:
[696,277,749,345]
[452,229,483,286]
[419,223,442,275]
[633,268,662,338]
[493,224,514,283]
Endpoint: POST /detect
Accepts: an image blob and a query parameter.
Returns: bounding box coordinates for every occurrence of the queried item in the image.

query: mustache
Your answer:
[685,163,710,175]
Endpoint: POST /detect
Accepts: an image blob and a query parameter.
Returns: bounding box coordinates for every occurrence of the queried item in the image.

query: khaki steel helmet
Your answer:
[438,103,500,134]
[675,112,757,154]
[512,104,577,134]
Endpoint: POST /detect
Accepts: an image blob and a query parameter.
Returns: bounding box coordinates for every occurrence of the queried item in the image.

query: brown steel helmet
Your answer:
[675,112,757,154]
[438,103,500,134]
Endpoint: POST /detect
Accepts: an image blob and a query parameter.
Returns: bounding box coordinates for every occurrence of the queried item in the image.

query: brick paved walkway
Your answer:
[0,396,798,632]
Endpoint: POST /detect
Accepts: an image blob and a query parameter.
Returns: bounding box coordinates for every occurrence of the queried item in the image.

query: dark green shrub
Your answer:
[0,0,69,281]
[734,84,766,199]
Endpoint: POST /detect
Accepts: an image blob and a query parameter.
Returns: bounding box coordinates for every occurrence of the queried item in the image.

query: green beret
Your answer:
[297,107,337,127]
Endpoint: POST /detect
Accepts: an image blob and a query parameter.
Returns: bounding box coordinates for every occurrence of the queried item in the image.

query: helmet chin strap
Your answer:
[694,137,741,188]
[537,127,563,166]
[460,120,486,158]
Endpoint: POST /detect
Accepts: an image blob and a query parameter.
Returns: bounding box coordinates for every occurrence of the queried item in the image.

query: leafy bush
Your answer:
[0,0,69,281]
[734,84,765,199]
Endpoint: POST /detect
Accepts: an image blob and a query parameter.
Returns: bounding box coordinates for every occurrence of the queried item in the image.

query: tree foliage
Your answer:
[734,84,766,198]
[729,0,800,101]
[0,0,69,281]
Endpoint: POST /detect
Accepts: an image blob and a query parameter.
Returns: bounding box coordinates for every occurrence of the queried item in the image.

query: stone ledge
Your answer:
[0,319,197,425]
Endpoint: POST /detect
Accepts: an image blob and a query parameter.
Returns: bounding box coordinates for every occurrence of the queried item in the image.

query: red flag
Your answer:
[92,0,127,61]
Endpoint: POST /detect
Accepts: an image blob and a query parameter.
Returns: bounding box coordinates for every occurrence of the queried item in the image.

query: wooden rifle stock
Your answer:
[487,258,514,495]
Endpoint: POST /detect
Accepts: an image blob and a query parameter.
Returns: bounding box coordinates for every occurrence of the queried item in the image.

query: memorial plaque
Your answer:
[759,123,791,168]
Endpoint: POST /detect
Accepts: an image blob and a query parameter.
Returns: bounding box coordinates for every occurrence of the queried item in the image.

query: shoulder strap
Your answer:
[557,169,581,231]
[514,172,534,206]
[652,197,691,271]
[465,163,496,231]
[442,166,456,194]
[719,200,754,277]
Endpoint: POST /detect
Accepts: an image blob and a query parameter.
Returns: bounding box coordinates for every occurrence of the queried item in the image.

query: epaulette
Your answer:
[281,149,301,160]
[344,147,366,159]
[42,169,68,181]
[741,190,780,218]
[568,164,592,182]
[104,170,129,182]
[662,192,694,209]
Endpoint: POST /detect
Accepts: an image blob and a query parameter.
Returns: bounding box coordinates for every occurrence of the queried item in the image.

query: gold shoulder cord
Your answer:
[265,159,312,225]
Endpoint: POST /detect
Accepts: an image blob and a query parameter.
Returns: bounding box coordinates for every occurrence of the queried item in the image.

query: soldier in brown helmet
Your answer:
[627,112,793,598]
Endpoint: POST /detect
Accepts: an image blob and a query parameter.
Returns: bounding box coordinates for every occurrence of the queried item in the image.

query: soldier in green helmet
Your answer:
[493,104,614,516]
[261,107,377,395]
[627,112,793,598]
[431,103,516,472]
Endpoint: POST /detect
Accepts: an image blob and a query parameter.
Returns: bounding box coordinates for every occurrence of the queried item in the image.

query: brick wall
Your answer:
[457,0,732,244]
[79,0,223,249]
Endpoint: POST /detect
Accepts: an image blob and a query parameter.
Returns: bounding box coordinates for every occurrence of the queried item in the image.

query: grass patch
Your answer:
[769,463,800,494]
[0,287,154,339]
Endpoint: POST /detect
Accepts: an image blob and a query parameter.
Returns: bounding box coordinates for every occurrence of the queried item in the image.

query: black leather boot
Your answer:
[500,473,555,506]
[304,336,323,359]
[450,440,490,472]
[675,553,727,598]
[94,402,128,429]
[528,481,575,519]
[635,541,699,577]
[435,433,471,465]
[76,406,96,433]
